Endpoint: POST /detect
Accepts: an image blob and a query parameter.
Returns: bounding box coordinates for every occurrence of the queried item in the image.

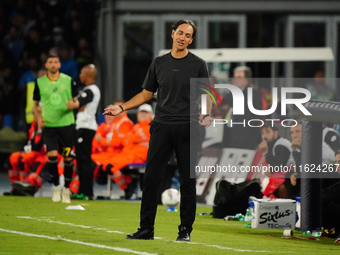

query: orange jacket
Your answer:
[122,119,151,151]
[92,115,134,154]
[107,115,134,150]
[92,121,114,153]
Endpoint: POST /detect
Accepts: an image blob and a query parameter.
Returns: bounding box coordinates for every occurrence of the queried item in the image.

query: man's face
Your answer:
[290,124,302,140]
[104,114,115,123]
[232,71,248,89]
[233,71,245,78]
[137,111,152,122]
[171,24,193,51]
[261,127,278,143]
[45,57,61,74]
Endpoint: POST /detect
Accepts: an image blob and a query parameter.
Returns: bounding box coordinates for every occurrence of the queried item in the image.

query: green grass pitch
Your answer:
[0,196,339,254]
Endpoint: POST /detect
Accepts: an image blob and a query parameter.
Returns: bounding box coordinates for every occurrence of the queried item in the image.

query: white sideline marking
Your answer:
[17,216,125,235]
[186,242,289,253]
[17,216,290,253]
[0,228,157,255]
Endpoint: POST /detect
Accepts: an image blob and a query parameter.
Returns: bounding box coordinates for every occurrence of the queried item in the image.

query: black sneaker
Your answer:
[12,181,37,196]
[126,228,154,240]
[176,226,191,242]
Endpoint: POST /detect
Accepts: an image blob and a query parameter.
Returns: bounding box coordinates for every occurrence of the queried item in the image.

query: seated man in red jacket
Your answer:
[12,155,81,198]
[5,109,46,196]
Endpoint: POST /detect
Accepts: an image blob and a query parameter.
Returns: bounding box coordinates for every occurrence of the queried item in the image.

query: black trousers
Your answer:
[75,128,96,197]
[140,122,201,232]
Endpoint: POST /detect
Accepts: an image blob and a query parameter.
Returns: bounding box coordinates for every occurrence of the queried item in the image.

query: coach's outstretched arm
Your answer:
[103,89,153,116]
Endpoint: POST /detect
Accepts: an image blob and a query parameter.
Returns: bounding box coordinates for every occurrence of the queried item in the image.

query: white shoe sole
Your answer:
[52,186,62,202]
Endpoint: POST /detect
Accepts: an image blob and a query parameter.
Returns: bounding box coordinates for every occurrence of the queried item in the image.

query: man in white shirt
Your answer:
[67,64,101,200]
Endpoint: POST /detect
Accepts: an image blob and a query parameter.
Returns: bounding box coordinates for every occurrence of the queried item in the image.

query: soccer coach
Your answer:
[104,19,213,241]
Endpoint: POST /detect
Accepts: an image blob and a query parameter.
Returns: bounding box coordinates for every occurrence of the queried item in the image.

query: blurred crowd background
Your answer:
[0,0,98,131]
[1,0,340,139]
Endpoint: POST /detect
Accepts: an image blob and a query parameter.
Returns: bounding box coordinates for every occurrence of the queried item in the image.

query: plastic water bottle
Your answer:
[303,230,311,236]
[235,213,245,222]
[311,231,322,237]
[245,208,252,222]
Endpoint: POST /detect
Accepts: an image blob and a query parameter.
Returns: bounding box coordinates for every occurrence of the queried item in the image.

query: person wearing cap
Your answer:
[5,109,46,196]
[101,104,153,198]
[66,64,101,200]
[233,66,252,79]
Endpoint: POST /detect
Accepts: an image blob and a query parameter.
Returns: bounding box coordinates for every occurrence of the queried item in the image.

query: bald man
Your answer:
[67,64,101,200]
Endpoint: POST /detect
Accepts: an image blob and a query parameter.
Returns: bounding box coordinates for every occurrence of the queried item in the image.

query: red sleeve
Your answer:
[28,121,35,141]
[92,123,110,152]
